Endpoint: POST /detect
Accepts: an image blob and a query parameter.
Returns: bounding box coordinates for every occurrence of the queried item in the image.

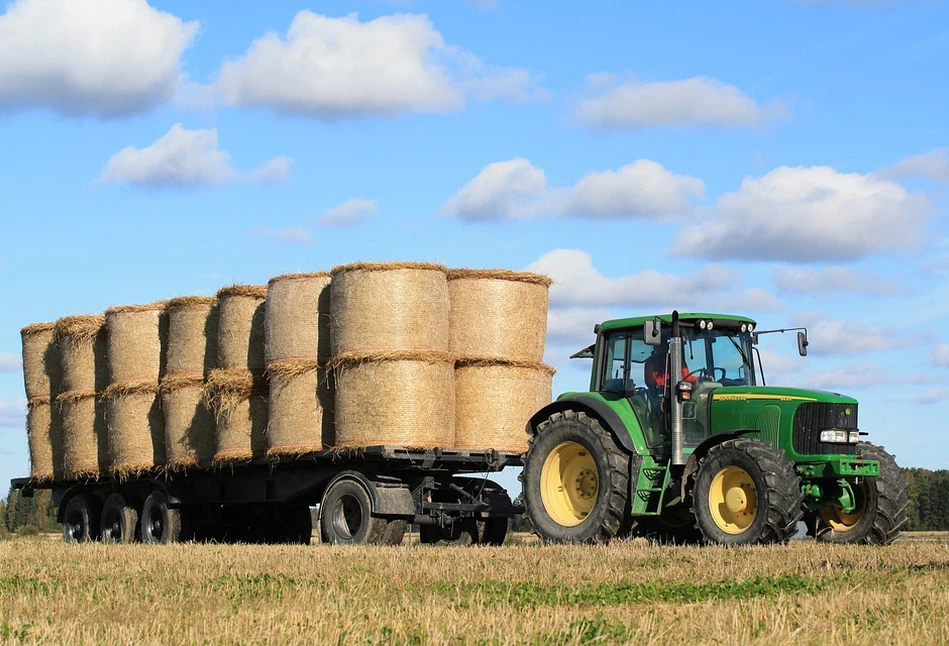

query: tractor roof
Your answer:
[598,312,756,334]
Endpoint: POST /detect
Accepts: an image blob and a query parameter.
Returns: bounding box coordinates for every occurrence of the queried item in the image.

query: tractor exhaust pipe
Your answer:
[670,311,686,466]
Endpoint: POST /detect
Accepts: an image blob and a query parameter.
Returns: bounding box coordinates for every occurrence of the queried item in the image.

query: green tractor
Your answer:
[521,311,908,545]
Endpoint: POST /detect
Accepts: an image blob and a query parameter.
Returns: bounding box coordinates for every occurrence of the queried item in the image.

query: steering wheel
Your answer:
[686,367,726,382]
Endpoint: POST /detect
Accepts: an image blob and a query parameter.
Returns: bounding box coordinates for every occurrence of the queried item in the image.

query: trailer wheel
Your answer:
[814,442,908,545]
[419,518,479,546]
[476,485,511,545]
[100,493,139,544]
[62,494,101,544]
[320,479,388,545]
[382,520,408,546]
[693,438,803,545]
[141,491,184,544]
[521,410,629,543]
[636,507,703,545]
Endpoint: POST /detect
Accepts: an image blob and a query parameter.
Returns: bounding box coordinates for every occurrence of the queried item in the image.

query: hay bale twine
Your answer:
[206,369,268,464]
[265,273,331,364]
[165,297,218,378]
[58,390,107,479]
[26,398,55,481]
[55,315,108,393]
[103,382,164,477]
[331,351,454,449]
[447,269,552,363]
[21,322,62,401]
[106,303,165,385]
[217,285,267,373]
[266,361,332,457]
[330,262,450,355]
[454,358,554,454]
[161,376,216,469]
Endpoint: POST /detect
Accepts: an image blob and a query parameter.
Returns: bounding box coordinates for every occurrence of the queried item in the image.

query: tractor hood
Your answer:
[710,386,858,405]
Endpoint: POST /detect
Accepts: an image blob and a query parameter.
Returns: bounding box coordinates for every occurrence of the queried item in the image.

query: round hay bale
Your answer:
[206,369,268,464]
[165,297,218,378]
[266,360,332,458]
[21,322,62,401]
[26,398,55,482]
[105,303,166,385]
[58,390,107,479]
[103,382,164,477]
[447,269,552,363]
[330,262,450,355]
[454,358,554,454]
[217,285,267,373]
[331,350,454,449]
[265,272,331,365]
[160,375,216,469]
[55,315,108,393]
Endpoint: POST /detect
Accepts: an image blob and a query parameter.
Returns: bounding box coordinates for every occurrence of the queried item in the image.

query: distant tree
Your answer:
[3,485,58,534]
[903,469,949,531]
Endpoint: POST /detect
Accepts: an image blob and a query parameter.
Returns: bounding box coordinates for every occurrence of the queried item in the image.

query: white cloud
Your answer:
[251,227,312,245]
[882,148,949,183]
[320,198,379,227]
[99,124,292,187]
[918,389,949,404]
[0,0,197,118]
[442,158,703,221]
[0,353,22,372]
[798,365,892,391]
[934,344,949,368]
[722,288,784,313]
[546,306,612,347]
[214,11,541,118]
[673,166,928,261]
[773,266,900,295]
[575,75,786,131]
[793,313,913,356]
[0,397,26,428]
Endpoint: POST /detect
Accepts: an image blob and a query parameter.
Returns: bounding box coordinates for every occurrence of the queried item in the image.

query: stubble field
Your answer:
[1,534,948,645]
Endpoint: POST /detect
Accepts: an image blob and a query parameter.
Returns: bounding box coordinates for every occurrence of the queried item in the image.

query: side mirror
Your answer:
[644,320,661,346]
[797,331,809,357]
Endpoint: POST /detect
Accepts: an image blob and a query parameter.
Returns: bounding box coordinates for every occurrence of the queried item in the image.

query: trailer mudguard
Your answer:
[528,395,637,455]
[321,470,415,517]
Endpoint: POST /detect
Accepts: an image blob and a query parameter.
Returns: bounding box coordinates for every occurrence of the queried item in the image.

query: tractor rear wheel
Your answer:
[521,410,629,543]
[693,438,803,545]
[813,442,908,545]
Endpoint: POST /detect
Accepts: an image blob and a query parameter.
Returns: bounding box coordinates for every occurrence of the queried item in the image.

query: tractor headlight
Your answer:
[747,323,755,332]
[698,320,707,330]
[740,323,748,333]
[849,431,861,443]
[706,320,714,330]
[820,429,850,443]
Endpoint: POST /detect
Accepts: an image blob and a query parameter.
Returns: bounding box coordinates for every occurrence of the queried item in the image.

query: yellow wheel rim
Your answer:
[819,484,867,532]
[540,441,599,527]
[708,466,758,534]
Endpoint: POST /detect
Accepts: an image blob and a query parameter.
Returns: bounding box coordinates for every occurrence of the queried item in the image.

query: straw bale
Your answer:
[454,358,554,453]
[267,360,332,457]
[55,315,108,392]
[448,269,551,363]
[165,297,219,378]
[106,303,165,385]
[104,385,164,477]
[330,263,450,355]
[58,391,107,479]
[161,375,215,469]
[21,323,62,401]
[217,285,267,373]
[26,399,55,481]
[213,396,269,465]
[333,351,454,449]
[265,272,331,365]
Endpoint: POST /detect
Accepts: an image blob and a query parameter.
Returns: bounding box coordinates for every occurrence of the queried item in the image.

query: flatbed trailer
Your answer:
[11,447,524,546]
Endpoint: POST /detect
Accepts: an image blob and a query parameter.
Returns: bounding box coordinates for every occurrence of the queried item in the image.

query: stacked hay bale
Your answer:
[20,322,62,481]
[330,262,454,448]
[448,269,554,453]
[265,273,332,457]
[103,303,166,477]
[54,315,109,478]
[207,285,268,464]
[160,297,218,469]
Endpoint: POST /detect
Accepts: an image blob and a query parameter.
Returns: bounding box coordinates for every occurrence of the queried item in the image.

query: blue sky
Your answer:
[1,0,948,494]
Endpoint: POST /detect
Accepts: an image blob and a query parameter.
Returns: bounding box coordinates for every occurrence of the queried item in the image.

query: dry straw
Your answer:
[54,315,108,392]
[165,297,219,378]
[447,269,552,363]
[265,272,331,365]
[266,360,332,458]
[21,322,62,401]
[206,369,268,464]
[106,303,166,385]
[161,375,215,469]
[216,285,267,373]
[103,381,164,477]
[26,399,55,481]
[331,350,454,449]
[57,390,107,479]
[330,262,450,355]
[454,357,554,454]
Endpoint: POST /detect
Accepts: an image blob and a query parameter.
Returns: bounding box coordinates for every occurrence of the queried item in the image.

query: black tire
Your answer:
[521,410,629,544]
[814,442,908,545]
[381,520,408,546]
[692,438,803,545]
[636,507,703,545]
[141,491,184,544]
[100,493,139,544]
[320,479,388,545]
[419,518,479,546]
[476,484,511,545]
[62,494,102,544]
